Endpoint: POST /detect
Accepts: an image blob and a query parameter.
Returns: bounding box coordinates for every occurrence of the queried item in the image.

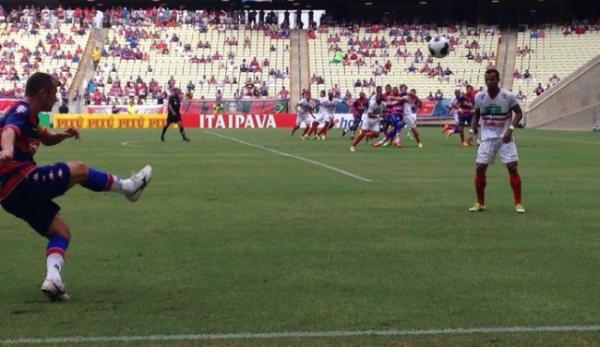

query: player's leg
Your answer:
[472,163,488,209]
[41,215,71,301]
[160,119,173,141]
[307,120,319,138]
[470,140,495,211]
[301,120,311,138]
[317,121,329,137]
[501,142,524,212]
[404,116,422,147]
[458,118,466,145]
[350,117,371,151]
[66,161,152,202]
[177,121,191,142]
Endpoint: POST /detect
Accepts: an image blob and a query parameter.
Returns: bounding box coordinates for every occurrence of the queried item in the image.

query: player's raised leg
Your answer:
[66,161,152,202]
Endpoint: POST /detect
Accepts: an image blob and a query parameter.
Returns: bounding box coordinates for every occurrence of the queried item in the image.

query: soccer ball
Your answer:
[428,36,450,58]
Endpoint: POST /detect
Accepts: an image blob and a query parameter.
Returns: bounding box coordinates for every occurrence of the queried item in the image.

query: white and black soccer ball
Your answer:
[428,36,450,58]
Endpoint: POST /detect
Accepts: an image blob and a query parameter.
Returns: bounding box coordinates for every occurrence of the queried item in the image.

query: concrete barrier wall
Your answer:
[525,55,600,130]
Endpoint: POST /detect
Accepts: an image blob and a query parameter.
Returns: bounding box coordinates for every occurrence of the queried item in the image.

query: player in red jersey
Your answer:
[343,92,368,138]
[457,85,476,146]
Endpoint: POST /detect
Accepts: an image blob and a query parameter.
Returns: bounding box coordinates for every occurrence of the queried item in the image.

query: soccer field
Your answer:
[1,128,599,346]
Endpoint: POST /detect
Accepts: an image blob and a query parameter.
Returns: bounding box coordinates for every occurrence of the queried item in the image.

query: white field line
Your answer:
[2,325,600,345]
[203,131,372,183]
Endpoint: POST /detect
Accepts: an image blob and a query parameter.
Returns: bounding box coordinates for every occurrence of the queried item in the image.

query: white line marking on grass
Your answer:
[2,325,600,345]
[120,140,136,147]
[204,131,372,183]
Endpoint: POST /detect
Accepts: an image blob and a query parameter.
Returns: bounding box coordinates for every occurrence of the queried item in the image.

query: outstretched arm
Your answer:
[40,127,80,146]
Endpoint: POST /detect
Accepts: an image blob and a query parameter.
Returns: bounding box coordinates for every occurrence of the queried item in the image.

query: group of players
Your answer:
[291,69,525,216]
[292,84,424,152]
[0,68,524,302]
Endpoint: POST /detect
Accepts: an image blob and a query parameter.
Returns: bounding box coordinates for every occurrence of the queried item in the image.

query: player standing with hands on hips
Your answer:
[0,72,152,301]
[468,69,525,213]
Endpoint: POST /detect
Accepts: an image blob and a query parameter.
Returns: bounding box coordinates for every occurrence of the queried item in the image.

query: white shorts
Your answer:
[296,113,312,126]
[361,115,380,132]
[403,113,417,129]
[315,113,333,124]
[476,139,519,165]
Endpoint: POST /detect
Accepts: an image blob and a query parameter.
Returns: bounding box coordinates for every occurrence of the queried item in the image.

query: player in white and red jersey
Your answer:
[468,69,525,213]
[350,93,386,152]
[291,90,317,138]
[315,92,342,140]
[402,88,423,148]
[305,90,327,139]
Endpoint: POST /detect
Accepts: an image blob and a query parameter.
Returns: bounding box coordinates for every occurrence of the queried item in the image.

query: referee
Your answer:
[161,88,190,142]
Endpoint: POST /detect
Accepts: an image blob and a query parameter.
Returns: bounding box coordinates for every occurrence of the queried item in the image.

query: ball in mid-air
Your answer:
[428,36,450,58]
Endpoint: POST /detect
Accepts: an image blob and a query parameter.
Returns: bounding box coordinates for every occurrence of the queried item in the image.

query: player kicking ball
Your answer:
[468,69,525,213]
[0,73,152,301]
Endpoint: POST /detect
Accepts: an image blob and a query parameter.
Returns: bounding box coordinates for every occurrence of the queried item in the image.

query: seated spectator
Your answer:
[434,89,444,100]
[523,69,531,79]
[384,60,392,74]
[534,83,544,96]
[549,74,560,86]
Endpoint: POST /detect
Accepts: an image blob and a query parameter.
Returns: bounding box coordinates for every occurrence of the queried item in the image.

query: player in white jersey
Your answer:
[350,93,386,152]
[291,90,316,138]
[468,69,525,213]
[402,88,424,148]
[305,90,326,139]
[314,92,342,140]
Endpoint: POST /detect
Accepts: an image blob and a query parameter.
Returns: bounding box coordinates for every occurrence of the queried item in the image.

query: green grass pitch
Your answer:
[1,127,599,346]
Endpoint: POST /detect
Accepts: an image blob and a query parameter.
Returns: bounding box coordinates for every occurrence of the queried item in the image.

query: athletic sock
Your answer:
[46,235,69,281]
[510,173,522,205]
[82,168,120,192]
[475,173,486,205]
[179,126,188,139]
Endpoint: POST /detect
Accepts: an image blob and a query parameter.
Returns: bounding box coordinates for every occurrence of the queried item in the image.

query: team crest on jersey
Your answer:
[15,105,28,114]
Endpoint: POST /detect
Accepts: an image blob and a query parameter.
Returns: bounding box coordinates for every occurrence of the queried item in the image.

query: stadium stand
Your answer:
[95,20,290,104]
[307,24,500,98]
[0,7,90,99]
[515,21,600,106]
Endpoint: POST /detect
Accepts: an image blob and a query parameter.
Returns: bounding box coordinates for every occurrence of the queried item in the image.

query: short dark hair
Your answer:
[485,68,500,80]
[25,72,57,97]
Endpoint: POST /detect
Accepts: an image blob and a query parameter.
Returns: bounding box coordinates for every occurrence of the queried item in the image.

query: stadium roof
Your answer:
[2,0,598,24]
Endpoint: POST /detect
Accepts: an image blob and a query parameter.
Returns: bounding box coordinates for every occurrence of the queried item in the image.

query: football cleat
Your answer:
[41,277,70,302]
[393,141,403,148]
[125,165,152,202]
[350,146,356,152]
[515,204,526,214]
[469,202,486,212]
[183,137,191,142]
[417,143,424,149]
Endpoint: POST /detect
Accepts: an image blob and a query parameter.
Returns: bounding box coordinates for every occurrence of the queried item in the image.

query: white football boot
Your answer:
[41,277,70,302]
[125,165,152,202]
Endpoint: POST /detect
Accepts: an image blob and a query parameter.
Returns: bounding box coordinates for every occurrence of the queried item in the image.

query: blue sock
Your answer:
[82,168,113,192]
[46,235,69,257]
[386,130,396,140]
